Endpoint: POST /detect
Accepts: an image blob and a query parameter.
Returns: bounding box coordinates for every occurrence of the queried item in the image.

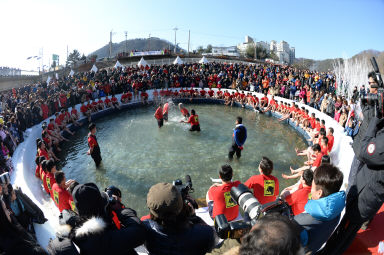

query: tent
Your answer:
[199,56,209,64]
[173,56,183,65]
[90,64,98,72]
[114,61,123,68]
[137,57,149,67]
[69,69,75,77]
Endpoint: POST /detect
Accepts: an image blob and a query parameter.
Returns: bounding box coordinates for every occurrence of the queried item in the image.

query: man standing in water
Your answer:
[154,103,164,128]
[163,102,169,122]
[87,123,102,167]
[228,116,247,160]
[180,109,200,131]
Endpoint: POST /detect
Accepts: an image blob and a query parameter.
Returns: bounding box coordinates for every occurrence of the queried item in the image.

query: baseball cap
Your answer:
[147,183,183,219]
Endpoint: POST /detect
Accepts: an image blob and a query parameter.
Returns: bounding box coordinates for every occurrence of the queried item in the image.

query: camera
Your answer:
[214,184,293,239]
[173,175,198,209]
[360,57,384,118]
[104,185,124,210]
[173,175,194,200]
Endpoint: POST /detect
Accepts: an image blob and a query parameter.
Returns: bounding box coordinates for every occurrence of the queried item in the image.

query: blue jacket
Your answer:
[295,191,346,254]
[234,124,247,147]
[344,124,359,139]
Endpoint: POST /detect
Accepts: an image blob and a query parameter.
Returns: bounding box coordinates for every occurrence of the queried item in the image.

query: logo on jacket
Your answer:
[367,143,376,155]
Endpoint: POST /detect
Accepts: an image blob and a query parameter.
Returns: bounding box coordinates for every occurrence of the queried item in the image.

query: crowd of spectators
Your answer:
[0,60,365,254]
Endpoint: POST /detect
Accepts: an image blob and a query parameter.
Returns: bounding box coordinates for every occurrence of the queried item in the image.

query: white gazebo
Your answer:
[173,56,183,65]
[199,56,209,64]
[137,57,149,67]
[114,61,123,68]
[90,64,98,72]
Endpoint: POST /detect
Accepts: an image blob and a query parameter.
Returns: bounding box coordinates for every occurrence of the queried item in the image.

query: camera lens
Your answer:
[231,184,261,221]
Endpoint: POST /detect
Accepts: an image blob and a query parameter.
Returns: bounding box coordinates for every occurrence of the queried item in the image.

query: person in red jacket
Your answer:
[180,109,200,131]
[154,103,164,128]
[178,103,189,120]
[111,94,120,109]
[43,159,57,196]
[244,156,279,204]
[80,102,91,122]
[206,164,241,221]
[34,156,46,179]
[51,171,75,212]
[281,169,313,215]
[141,91,149,104]
[327,127,335,152]
[163,103,169,122]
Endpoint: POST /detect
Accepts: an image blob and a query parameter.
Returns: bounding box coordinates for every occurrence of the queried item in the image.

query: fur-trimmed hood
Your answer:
[56,217,107,239]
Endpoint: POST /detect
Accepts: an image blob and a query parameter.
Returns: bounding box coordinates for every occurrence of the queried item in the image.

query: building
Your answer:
[289,47,295,64]
[237,36,295,64]
[237,36,254,55]
[0,67,21,76]
[211,46,240,57]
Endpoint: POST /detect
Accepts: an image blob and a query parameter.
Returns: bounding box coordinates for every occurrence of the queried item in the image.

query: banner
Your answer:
[130,50,164,57]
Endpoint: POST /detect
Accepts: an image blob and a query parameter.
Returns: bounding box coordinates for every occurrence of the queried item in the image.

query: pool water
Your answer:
[59,103,307,217]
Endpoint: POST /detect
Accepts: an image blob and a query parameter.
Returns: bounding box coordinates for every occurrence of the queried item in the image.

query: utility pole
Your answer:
[148,33,151,51]
[188,30,190,56]
[173,27,178,54]
[124,31,128,54]
[109,30,113,59]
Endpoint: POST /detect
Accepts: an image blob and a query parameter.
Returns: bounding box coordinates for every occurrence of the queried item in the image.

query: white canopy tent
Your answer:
[199,56,209,64]
[69,69,75,77]
[173,56,183,65]
[114,61,123,68]
[137,57,149,67]
[90,64,98,72]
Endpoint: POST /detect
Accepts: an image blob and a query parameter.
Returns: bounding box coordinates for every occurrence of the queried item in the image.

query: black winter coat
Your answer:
[347,117,384,223]
[143,219,216,255]
[49,208,145,255]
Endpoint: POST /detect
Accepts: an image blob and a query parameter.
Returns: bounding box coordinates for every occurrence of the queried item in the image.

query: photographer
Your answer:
[143,182,216,255]
[48,183,145,255]
[319,69,384,254]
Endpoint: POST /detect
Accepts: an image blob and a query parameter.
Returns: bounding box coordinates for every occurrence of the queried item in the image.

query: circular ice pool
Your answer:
[59,103,307,217]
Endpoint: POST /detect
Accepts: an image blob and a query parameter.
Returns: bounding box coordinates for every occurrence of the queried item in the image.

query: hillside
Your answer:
[88,37,184,59]
[294,49,384,73]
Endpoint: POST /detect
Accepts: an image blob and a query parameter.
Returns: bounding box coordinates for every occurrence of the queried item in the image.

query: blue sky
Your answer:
[1,0,383,70]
